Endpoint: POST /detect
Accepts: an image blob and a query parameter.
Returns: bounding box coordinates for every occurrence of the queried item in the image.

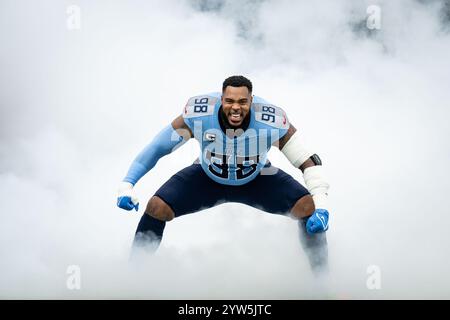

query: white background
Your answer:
[1,0,449,299]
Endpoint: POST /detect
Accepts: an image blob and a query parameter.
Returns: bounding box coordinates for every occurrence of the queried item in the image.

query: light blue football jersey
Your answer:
[182,92,290,186]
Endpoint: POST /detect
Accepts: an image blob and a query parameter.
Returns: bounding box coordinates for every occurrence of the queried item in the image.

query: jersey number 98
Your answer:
[261,105,275,123]
[194,97,209,113]
[206,151,259,180]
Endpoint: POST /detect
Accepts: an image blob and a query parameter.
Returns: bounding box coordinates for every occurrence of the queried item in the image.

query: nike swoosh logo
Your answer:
[318,214,328,230]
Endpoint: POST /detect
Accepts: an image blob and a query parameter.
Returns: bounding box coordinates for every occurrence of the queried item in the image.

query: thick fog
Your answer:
[1,0,450,299]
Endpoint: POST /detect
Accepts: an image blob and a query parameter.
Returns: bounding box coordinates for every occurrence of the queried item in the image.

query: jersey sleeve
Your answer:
[182,94,219,131]
[253,102,290,139]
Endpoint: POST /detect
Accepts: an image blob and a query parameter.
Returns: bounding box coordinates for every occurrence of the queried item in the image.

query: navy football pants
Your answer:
[154,163,310,217]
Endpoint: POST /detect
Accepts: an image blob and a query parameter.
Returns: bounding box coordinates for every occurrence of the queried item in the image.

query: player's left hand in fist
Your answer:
[306,209,329,234]
[117,182,139,211]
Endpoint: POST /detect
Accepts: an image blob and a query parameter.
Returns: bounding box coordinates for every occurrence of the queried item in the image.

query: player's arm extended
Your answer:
[123,115,192,186]
[277,124,330,211]
[117,116,192,211]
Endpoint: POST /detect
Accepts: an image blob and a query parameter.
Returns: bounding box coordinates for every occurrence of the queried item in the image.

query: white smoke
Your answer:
[1,0,449,299]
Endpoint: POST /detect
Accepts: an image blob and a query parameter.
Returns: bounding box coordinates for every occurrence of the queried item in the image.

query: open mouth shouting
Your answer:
[228,111,243,126]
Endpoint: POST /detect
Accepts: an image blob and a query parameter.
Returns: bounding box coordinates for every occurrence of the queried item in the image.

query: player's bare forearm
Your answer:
[299,158,316,172]
[277,123,296,150]
[171,115,193,140]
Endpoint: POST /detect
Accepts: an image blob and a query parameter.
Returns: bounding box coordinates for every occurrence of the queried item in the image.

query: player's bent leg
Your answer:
[290,194,315,219]
[235,164,329,276]
[132,196,174,255]
[298,218,328,276]
[146,196,175,221]
[290,195,328,276]
[131,163,227,259]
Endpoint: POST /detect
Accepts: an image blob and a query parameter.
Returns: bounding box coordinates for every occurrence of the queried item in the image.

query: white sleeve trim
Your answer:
[303,165,330,210]
[118,182,139,205]
[280,130,314,168]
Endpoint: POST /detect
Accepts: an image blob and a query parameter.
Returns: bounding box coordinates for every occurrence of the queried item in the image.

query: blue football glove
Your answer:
[117,182,139,211]
[117,196,139,211]
[306,209,329,234]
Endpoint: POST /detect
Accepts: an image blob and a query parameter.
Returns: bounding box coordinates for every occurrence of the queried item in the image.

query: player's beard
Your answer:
[221,108,250,129]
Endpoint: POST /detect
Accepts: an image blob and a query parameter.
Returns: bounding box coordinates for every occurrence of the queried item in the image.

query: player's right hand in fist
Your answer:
[117,182,139,211]
[306,209,329,234]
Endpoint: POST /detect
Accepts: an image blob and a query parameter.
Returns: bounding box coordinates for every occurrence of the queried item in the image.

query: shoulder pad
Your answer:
[183,93,219,119]
[253,103,290,130]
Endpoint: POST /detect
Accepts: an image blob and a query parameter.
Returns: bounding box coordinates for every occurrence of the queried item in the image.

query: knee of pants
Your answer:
[290,194,315,219]
[145,196,175,221]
